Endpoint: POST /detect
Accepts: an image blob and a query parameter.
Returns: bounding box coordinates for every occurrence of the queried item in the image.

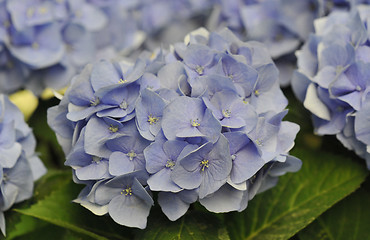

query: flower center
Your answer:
[27,7,35,18]
[119,78,127,84]
[336,65,344,74]
[3,173,9,182]
[165,159,175,169]
[222,109,231,118]
[255,139,263,146]
[109,125,118,133]
[254,89,260,96]
[191,119,200,127]
[127,150,137,160]
[200,159,209,171]
[147,115,159,125]
[90,97,100,106]
[195,65,204,75]
[121,187,132,196]
[92,156,102,164]
[120,100,128,110]
[38,6,48,14]
[231,154,236,160]
[32,42,39,49]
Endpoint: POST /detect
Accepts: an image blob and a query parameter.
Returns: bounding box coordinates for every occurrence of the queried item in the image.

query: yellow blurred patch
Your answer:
[41,87,67,100]
[9,90,39,121]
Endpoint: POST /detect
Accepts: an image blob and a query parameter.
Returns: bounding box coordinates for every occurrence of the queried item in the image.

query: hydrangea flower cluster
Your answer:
[124,0,216,51]
[0,0,147,94]
[292,5,370,168]
[132,0,212,34]
[0,0,218,95]
[48,28,301,228]
[0,94,46,235]
[208,0,319,59]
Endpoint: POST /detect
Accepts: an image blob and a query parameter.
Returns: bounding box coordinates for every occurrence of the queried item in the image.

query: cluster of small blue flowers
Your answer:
[208,0,319,59]
[0,0,219,95]
[0,94,46,235]
[0,0,145,95]
[0,0,151,94]
[206,0,320,87]
[133,0,212,34]
[292,5,370,168]
[48,28,301,228]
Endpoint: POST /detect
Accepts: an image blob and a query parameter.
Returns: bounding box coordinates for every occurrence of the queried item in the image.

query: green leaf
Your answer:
[225,148,368,240]
[15,179,133,240]
[14,223,95,240]
[298,186,370,240]
[136,208,230,240]
[1,170,71,239]
[33,170,72,201]
[0,212,48,240]
[4,215,90,240]
[28,98,66,169]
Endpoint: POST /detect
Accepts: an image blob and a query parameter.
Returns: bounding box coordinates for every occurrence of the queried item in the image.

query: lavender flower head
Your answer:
[0,0,145,95]
[206,0,321,87]
[0,0,219,95]
[48,28,301,228]
[208,0,320,58]
[0,94,46,236]
[292,5,370,168]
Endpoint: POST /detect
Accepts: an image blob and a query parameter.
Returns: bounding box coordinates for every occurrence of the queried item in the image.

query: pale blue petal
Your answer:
[158,191,194,221]
[147,168,182,192]
[171,164,202,190]
[109,152,135,176]
[199,184,245,213]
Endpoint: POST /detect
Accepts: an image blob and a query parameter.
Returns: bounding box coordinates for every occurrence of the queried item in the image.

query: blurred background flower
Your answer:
[0,94,46,235]
[292,4,370,168]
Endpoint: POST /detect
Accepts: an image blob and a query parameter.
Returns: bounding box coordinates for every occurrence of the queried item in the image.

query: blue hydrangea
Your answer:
[206,0,321,87]
[0,0,145,95]
[0,94,46,236]
[208,0,319,58]
[0,0,219,95]
[292,5,370,168]
[48,28,301,228]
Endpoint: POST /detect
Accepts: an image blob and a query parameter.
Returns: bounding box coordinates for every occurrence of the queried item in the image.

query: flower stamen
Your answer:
[92,156,102,164]
[148,115,159,125]
[90,97,100,106]
[195,65,204,75]
[165,159,175,169]
[191,119,200,127]
[109,125,118,133]
[222,109,231,118]
[120,100,128,110]
[127,150,137,160]
[200,159,209,171]
[121,187,132,196]
[118,78,127,84]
